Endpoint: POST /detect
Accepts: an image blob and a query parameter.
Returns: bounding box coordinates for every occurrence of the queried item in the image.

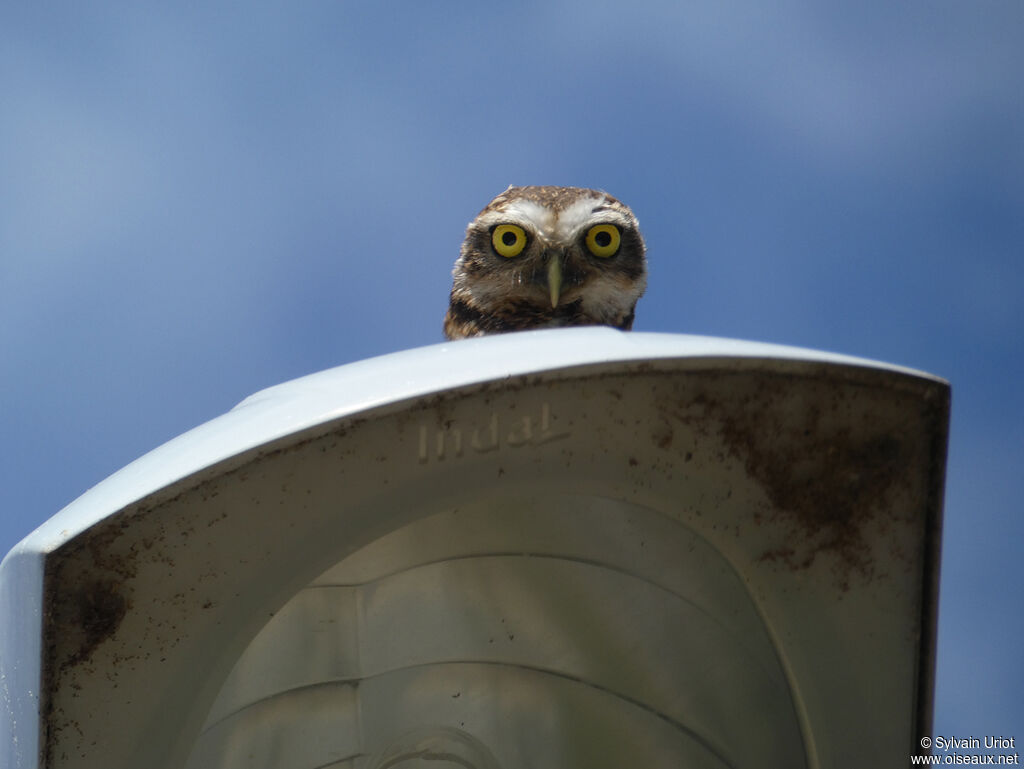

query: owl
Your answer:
[443,186,647,340]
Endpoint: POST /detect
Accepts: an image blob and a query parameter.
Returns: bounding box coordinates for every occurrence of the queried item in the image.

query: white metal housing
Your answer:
[0,329,949,768]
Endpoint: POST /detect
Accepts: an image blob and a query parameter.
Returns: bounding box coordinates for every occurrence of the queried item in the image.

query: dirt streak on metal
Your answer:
[655,365,945,591]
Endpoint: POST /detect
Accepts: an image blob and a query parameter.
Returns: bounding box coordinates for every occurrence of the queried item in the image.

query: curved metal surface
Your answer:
[0,328,949,769]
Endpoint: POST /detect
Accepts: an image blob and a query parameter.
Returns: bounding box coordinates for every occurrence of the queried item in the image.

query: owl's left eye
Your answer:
[492,224,527,257]
[585,224,621,258]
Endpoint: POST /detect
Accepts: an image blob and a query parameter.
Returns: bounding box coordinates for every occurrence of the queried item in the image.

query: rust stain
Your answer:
[663,367,938,589]
[65,579,129,666]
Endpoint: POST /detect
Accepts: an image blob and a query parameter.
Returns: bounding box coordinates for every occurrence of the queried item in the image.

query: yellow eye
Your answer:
[585,224,621,258]
[492,224,527,257]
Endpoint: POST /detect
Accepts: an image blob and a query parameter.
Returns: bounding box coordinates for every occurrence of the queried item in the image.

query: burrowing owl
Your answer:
[443,186,647,340]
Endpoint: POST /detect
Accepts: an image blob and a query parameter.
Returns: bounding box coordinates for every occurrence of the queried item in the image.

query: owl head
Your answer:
[443,185,647,340]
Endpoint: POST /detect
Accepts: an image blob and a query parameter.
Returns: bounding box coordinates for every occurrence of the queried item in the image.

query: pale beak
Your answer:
[547,257,562,308]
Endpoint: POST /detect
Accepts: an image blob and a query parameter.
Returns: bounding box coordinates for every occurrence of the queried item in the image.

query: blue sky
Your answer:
[3,0,1022,743]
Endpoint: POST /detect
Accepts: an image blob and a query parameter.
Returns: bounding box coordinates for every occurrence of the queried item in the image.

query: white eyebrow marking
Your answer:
[474,199,555,238]
[555,196,635,243]
[555,196,604,241]
[502,199,553,230]
[475,194,633,246]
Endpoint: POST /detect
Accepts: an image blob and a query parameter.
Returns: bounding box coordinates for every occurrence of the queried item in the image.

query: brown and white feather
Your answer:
[444,185,647,340]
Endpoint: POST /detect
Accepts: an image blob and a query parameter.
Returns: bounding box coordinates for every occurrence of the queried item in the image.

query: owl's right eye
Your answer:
[491,224,527,257]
